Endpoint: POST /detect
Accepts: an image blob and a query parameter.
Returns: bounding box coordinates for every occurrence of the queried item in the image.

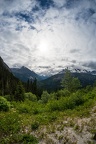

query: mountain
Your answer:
[11,66,45,82]
[0,57,19,95]
[41,70,96,92]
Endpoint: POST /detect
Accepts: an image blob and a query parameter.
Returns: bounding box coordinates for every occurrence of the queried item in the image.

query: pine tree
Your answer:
[32,78,37,95]
[61,69,81,92]
[61,69,72,91]
[14,81,25,101]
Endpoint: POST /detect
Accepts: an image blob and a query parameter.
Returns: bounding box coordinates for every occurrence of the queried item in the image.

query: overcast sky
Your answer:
[0,0,96,75]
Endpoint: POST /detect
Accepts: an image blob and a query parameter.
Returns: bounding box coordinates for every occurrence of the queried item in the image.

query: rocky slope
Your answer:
[32,106,96,144]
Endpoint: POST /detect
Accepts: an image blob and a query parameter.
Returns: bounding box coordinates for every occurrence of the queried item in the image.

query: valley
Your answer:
[0,57,96,144]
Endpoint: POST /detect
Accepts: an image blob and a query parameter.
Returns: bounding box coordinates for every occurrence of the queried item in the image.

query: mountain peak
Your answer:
[11,66,45,82]
[0,56,11,72]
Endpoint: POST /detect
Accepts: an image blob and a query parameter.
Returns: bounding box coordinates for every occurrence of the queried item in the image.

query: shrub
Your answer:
[21,134,38,144]
[49,92,56,100]
[0,112,20,138]
[49,112,57,122]
[25,92,37,102]
[17,104,29,114]
[70,93,84,106]
[47,100,59,111]
[41,91,50,103]
[0,134,38,144]
[0,96,11,111]
[47,92,85,112]
[56,89,70,99]
[31,121,39,130]
[4,95,13,101]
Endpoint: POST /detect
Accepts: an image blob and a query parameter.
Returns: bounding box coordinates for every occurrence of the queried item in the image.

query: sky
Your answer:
[0,0,96,75]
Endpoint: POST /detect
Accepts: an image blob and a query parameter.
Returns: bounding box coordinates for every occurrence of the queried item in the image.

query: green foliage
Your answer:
[47,100,59,111]
[0,82,96,143]
[69,92,84,107]
[0,96,11,111]
[31,121,39,130]
[61,69,72,90]
[21,134,38,144]
[13,99,44,115]
[14,81,25,101]
[4,94,14,101]
[56,89,70,99]
[71,77,81,92]
[0,57,20,96]
[0,133,38,144]
[47,92,84,112]
[17,104,30,114]
[61,69,81,92]
[41,91,50,103]
[0,112,21,138]
[25,92,37,101]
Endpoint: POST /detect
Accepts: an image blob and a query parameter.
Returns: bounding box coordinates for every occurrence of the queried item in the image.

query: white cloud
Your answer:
[0,0,36,14]
[0,0,96,75]
[53,0,66,7]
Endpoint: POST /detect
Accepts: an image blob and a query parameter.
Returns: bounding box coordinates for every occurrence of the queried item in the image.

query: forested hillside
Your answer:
[42,72,96,92]
[0,57,19,95]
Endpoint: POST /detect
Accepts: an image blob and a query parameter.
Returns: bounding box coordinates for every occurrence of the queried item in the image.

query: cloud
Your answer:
[82,61,96,70]
[36,0,54,9]
[70,49,81,53]
[0,0,96,75]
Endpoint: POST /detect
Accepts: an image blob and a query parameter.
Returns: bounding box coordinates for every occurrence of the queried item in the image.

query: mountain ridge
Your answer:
[0,57,19,95]
[10,65,96,92]
[41,70,96,92]
[11,66,46,82]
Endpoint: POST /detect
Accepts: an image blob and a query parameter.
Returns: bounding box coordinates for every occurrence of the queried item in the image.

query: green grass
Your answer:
[0,87,96,143]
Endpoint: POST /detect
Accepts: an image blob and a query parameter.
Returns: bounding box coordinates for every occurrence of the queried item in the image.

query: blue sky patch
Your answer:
[15,12,34,23]
[36,0,54,9]
[76,8,95,21]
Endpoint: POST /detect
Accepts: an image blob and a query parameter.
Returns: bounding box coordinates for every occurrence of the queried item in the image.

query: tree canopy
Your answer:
[61,69,81,92]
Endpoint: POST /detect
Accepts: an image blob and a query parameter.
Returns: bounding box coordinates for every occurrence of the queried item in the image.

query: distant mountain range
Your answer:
[11,65,96,92]
[11,66,47,82]
[42,71,96,92]
[3,55,96,94]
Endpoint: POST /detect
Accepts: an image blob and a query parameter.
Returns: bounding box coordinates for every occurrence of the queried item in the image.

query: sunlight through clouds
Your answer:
[0,0,96,75]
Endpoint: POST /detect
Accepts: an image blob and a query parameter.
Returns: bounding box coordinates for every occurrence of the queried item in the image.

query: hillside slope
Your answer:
[41,72,96,92]
[11,66,44,82]
[0,57,19,95]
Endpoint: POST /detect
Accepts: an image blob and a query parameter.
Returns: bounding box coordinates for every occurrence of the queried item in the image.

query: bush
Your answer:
[4,95,12,101]
[47,100,60,111]
[41,91,50,103]
[56,89,70,99]
[0,133,38,144]
[17,104,30,114]
[21,134,38,144]
[31,121,39,130]
[0,96,11,111]
[70,93,84,106]
[0,112,20,138]
[47,92,85,112]
[25,92,37,102]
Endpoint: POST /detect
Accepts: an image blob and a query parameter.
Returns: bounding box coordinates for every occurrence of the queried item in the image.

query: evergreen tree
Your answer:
[61,69,72,91]
[14,81,25,101]
[32,78,37,95]
[26,79,30,92]
[61,69,81,92]
[71,77,81,92]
